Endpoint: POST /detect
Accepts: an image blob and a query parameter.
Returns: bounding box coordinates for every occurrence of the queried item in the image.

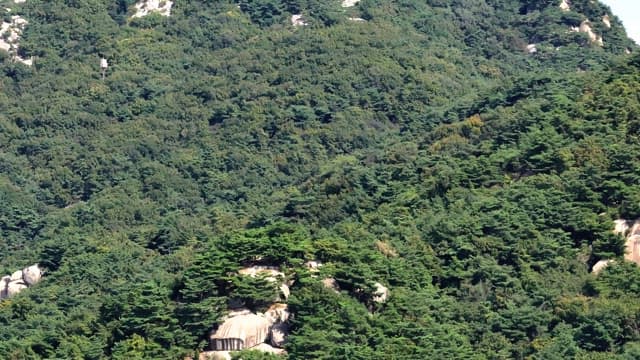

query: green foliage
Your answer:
[0,0,639,358]
[231,349,282,360]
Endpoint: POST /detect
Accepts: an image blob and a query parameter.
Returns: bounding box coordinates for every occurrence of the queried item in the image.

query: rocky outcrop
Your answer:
[269,322,288,348]
[7,281,27,297]
[592,259,613,274]
[0,276,9,298]
[263,303,289,325]
[22,264,42,286]
[209,304,290,353]
[238,266,289,301]
[592,220,640,273]
[132,0,173,18]
[304,260,323,271]
[0,15,32,65]
[372,282,389,303]
[0,264,42,299]
[290,14,308,27]
[559,0,570,12]
[321,277,340,293]
[198,351,230,360]
[238,266,283,278]
[526,44,537,54]
[10,270,23,281]
[620,220,640,263]
[571,20,603,46]
[207,267,292,356]
[342,0,360,7]
[602,15,611,29]
[251,343,286,355]
[210,313,271,351]
[614,219,630,234]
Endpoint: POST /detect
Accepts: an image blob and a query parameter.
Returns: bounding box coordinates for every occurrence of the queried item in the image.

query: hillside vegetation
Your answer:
[0,0,639,359]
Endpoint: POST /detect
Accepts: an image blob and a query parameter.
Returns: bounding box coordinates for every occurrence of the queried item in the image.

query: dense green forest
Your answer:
[0,0,640,358]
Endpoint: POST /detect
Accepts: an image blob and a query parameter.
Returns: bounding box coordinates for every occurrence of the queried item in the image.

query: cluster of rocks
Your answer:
[560,0,617,47]
[526,1,608,55]
[197,262,389,359]
[570,20,604,46]
[0,1,33,66]
[202,304,289,360]
[592,219,640,274]
[290,0,366,27]
[0,264,42,299]
[132,0,174,18]
[130,0,363,27]
[198,265,291,360]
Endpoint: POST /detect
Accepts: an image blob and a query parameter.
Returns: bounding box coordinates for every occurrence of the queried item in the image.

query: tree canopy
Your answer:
[0,0,639,358]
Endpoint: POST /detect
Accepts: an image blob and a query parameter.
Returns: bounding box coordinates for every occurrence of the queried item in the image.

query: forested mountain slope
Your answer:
[0,0,639,359]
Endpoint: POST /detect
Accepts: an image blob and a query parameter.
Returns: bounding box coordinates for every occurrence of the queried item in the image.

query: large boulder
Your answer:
[341,0,360,8]
[279,283,290,300]
[220,308,252,322]
[7,280,27,297]
[132,0,174,18]
[210,313,271,351]
[198,351,231,360]
[592,260,613,274]
[250,343,286,355]
[614,219,631,235]
[304,260,323,271]
[264,303,289,325]
[269,322,289,348]
[238,266,288,301]
[594,219,640,277]
[373,282,389,303]
[625,220,640,264]
[22,264,42,286]
[0,276,10,299]
[611,219,640,266]
[10,270,23,282]
[238,266,284,281]
[321,277,340,293]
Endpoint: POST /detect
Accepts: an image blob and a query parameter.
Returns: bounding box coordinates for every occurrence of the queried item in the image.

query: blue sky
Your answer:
[600,0,640,43]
